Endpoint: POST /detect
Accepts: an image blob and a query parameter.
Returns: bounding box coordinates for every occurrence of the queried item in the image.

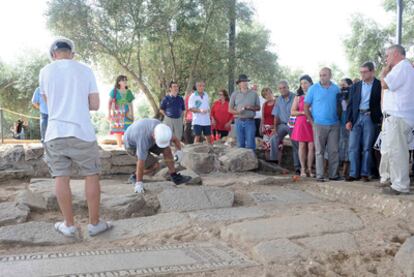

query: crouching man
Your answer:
[124,118,191,193]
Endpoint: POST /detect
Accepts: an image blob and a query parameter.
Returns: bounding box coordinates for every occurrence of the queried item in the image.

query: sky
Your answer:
[248,0,394,74]
[0,0,395,82]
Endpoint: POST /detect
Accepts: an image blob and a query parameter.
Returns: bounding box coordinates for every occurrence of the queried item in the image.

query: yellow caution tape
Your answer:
[0,108,40,120]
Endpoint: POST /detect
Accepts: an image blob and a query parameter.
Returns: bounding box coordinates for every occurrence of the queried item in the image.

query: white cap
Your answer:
[49,37,75,60]
[154,124,172,148]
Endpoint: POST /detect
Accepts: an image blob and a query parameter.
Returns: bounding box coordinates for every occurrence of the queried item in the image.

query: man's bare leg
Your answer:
[143,162,160,176]
[55,176,74,226]
[205,135,212,144]
[85,174,100,225]
[163,148,176,174]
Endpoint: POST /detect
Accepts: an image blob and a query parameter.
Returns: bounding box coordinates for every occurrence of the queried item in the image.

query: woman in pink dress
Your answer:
[291,75,314,177]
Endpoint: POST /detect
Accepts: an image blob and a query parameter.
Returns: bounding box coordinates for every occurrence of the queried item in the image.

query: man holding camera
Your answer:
[346,61,382,182]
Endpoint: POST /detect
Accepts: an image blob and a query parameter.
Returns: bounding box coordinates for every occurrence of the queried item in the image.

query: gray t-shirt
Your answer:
[124,119,160,160]
[229,90,260,119]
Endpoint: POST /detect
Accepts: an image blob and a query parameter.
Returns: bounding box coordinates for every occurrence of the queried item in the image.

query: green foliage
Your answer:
[384,0,414,46]
[46,0,283,114]
[343,14,391,77]
[0,52,49,113]
[343,1,414,76]
[91,111,110,136]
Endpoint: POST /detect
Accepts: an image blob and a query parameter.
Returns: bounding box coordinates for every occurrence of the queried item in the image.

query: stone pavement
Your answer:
[0,243,256,277]
[0,172,413,276]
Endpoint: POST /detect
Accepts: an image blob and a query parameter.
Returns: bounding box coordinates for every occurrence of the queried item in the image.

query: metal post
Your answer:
[0,108,4,144]
[396,0,403,44]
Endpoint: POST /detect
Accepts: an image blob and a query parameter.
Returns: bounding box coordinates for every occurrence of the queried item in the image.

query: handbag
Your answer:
[287,116,296,129]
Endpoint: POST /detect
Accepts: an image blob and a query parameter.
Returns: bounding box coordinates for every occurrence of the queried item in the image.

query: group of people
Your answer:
[147,45,414,197]
[35,36,413,239]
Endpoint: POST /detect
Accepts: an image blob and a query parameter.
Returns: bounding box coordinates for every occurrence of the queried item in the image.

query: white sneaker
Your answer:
[88,220,113,237]
[380,178,391,185]
[134,183,145,193]
[54,221,78,237]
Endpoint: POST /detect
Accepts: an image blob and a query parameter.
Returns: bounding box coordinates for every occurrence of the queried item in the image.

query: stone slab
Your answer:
[101,194,146,220]
[0,222,78,246]
[257,159,289,174]
[219,148,258,172]
[179,169,202,185]
[24,145,44,161]
[181,144,216,174]
[0,202,29,226]
[249,189,320,205]
[93,212,190,241]
[16,190,48,211]
[158,187,234,213]
[0,243,256,277]
[297,233,359,253]
[188,207,266,223]
[395,236,414,277]
[246,176,291,186]
[252,239,308,264]
[143,181,177,193]
[221,211,364,243]
[25,179,149,214]
[111,154,137,166]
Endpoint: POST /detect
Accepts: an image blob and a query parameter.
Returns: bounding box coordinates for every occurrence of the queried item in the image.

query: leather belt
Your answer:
[359,109,370,114]
[237,118,254,121]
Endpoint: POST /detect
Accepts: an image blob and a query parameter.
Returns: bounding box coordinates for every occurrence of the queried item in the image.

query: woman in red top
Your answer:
[260,88,278,160]
[211,89,233,138]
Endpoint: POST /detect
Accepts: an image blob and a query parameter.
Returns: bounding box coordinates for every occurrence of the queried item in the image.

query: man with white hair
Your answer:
[380,44,414,195]
[40,37,112,237]
[124,119,192,193]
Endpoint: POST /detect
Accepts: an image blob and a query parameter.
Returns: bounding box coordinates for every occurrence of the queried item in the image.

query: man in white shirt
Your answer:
[380,44,414,195]
[189,80,212,144]
[40,37,112,236]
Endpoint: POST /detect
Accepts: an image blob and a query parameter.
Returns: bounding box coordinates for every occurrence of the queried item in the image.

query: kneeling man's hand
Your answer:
[134,181,145,194]
[174,150,184,162]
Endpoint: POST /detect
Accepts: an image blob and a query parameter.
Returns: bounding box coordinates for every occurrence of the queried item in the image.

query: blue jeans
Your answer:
[269,123,300,171]
[348,113,376,177]
[40,113,48,142]
[235,119,256,150]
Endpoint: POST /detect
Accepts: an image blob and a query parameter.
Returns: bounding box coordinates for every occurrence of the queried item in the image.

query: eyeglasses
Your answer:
[359,71,370,74]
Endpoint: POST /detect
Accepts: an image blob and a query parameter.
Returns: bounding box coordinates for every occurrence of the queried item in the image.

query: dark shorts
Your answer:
[212,130,229,138]
[193,125,211,136]
[125,144,165,169]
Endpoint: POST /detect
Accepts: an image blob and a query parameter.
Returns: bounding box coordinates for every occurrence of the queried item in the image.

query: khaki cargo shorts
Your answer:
[44,137,101,177]
[125,144,163,169]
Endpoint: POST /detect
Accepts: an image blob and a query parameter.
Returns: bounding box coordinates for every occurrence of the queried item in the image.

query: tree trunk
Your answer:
[228,0,236,95]
[117,60,160,117]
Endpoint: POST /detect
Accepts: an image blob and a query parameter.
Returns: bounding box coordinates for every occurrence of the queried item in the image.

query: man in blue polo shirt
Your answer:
[31,87,49,142]
[304,67,341,182]
[160,81,186,140]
